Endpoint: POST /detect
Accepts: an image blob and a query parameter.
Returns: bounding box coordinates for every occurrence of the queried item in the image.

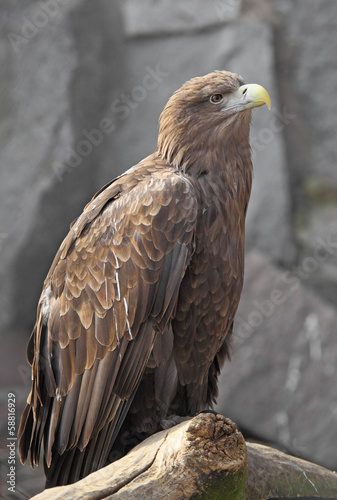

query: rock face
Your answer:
[1,0,125,330]
[216,252,337,470]
[120,0,242,36]
[272,0,337,304]
[28,414,337,500]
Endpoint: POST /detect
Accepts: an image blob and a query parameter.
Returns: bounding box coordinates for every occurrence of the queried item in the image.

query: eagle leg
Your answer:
[160,415,191,430]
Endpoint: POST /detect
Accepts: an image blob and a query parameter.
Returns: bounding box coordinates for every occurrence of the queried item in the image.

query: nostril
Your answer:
[242,88,247,95]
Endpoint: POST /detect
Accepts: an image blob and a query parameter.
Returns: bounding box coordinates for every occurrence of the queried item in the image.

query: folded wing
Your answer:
[18,163,198,485]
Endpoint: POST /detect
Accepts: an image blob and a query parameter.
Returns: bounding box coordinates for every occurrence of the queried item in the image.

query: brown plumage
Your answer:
[18,70,270,487]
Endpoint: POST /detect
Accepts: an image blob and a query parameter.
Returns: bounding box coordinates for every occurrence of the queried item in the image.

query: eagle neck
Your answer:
[194,137,253,219]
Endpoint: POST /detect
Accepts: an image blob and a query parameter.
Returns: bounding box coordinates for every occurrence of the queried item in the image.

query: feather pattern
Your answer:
[19,164,198,483]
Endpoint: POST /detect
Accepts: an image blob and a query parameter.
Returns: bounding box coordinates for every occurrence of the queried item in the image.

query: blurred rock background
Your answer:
[0,0,336,497]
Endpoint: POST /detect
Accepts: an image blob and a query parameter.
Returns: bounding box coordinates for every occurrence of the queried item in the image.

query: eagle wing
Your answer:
[18,161,198,485]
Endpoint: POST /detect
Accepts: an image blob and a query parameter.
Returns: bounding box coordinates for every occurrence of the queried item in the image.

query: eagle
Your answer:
[18,70,271,487]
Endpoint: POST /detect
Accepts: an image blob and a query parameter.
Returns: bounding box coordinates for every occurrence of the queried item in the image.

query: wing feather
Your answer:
[18,162,198,485]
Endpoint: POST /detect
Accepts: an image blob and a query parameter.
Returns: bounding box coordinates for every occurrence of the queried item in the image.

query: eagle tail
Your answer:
[44,413,121,487]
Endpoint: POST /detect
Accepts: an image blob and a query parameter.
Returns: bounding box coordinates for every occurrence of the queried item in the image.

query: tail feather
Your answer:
[44,414,123,487]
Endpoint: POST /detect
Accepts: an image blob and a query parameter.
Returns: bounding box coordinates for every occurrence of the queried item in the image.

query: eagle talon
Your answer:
[160,415,191,430]
[198,409,219,416]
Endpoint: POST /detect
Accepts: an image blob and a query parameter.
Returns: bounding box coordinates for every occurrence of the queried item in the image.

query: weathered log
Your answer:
[30,413,337,499]
[245,442,337,499]
[31,413,247,499]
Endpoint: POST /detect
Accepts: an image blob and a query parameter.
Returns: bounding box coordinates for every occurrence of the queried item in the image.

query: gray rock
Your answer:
[271,0,337,302]
[216,251,337,470]
[121,0,242,37]
[0,0,125,333]
[0,0,80,329]
[272,0,337,181]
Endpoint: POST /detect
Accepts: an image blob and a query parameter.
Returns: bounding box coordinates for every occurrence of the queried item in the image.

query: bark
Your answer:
[30,413,337,499]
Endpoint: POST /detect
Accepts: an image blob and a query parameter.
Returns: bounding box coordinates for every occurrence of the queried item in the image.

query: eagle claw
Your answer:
[160,415,191,430]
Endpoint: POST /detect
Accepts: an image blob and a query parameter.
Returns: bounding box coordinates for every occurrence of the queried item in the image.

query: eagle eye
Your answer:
[210,94,224,104]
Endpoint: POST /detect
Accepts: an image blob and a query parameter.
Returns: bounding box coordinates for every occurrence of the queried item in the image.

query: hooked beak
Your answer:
[221,83,271,114]
[237,83,271,110]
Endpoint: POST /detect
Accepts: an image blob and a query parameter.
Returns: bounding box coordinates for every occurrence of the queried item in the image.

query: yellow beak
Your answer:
[238,83,271,110]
